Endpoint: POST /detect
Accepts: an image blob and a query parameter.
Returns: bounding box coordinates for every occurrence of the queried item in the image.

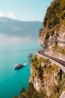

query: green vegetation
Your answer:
[53,44,65,54]
[28,53,33,63]
[44,63,59,73]
[43,0,65,29]
[30,56,65,98]
[39,0,65,48]
[50,77,65,98]
[15,83,47,98]
[31,56,43,79]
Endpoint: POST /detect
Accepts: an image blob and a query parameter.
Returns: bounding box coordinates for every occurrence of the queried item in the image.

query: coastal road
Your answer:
[57,40,65,44]
[37,50,65,67]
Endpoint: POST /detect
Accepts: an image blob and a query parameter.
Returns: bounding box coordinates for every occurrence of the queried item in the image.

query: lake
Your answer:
[0,40,41,98]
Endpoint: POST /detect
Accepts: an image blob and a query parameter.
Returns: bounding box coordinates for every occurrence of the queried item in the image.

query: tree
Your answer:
[20,87,25,94]
[28,53,33,63]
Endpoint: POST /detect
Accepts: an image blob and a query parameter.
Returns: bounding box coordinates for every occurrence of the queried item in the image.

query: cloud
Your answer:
[0,12,4,17]
[7,12,16,19]
[0,11,16,19]
[0,33,35,44]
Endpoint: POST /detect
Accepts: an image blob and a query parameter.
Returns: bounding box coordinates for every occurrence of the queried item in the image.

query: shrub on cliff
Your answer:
[43,0,65,28]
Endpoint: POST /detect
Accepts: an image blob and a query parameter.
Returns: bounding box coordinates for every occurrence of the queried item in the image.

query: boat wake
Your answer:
[23,63,27,66]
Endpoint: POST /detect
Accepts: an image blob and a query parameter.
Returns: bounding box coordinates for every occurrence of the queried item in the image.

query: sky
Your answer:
[0,0,53,21]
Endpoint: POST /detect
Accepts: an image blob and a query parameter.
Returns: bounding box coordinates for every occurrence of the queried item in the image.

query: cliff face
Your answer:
[30,56,60,97]
[39,0,65,62]
[30,0,65,98]
[17,0,65,98]
[39,24,65,61]
[30,55,65,97]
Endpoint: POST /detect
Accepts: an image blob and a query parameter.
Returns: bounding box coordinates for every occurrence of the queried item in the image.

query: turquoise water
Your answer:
[0,40,40,98]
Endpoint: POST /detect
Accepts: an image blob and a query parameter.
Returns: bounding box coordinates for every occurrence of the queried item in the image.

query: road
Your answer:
[37,50,65,67]
[57,40,65,44]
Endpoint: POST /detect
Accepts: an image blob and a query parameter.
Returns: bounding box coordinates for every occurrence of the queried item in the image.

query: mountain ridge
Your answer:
[0,17,42,38]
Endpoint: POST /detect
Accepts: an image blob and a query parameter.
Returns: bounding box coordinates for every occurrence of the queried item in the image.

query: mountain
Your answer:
[0,17,42,39]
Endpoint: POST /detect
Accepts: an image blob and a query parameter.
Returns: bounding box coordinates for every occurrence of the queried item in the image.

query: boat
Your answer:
[14,64,24,70]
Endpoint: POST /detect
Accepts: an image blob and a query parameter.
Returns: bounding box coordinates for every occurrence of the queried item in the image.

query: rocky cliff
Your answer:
[16,0,65,98]
[30,0,65,98]
[30,55,65,98]
[39,0,65,61]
